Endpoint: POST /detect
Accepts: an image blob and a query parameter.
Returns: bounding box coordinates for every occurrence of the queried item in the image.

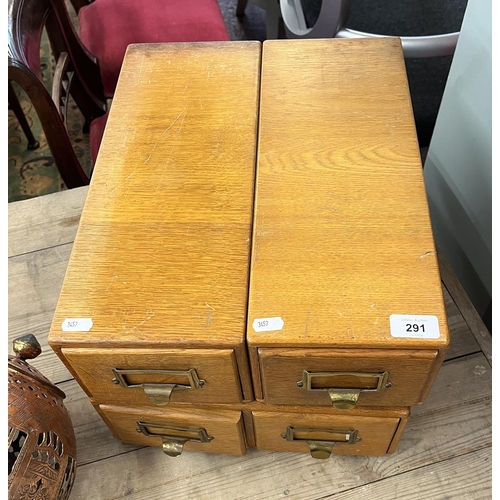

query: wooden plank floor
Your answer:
[8,186,492,499]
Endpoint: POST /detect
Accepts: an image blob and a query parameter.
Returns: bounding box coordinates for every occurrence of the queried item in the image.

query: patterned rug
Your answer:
[8,33,93,203]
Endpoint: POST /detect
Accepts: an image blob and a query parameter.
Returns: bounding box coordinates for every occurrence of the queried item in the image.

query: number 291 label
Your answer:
[389,314,440,339]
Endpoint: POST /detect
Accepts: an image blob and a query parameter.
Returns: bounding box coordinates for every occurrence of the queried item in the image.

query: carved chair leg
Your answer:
[9,62,90,188]
[8,81,40,150]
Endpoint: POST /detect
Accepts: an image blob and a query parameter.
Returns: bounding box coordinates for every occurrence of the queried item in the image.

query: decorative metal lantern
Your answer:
[8,335,77,500]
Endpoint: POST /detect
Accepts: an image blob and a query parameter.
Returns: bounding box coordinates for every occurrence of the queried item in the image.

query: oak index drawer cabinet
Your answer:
[246,39,449,457]
[48,39,448,460]
[48,41,262,457]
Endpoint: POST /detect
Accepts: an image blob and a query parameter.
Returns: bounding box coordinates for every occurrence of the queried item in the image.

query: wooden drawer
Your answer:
[98,404,247,456]
[62,348,242,406]
[259,348,441,408]
[253,408,409,457]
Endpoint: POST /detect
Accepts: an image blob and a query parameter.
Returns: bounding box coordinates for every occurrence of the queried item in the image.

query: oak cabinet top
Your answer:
[247,39,449,350]
[49,42,261,348]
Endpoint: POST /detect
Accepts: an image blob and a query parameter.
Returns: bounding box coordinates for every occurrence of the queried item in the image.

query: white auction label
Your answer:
[252,317,284,332]
[390,314,440,339]
[62,318,93,332]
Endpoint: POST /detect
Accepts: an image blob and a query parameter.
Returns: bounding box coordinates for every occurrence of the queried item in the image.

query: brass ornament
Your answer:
[8,334,77,500]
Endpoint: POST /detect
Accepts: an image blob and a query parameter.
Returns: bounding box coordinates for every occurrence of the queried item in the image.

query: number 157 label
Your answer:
[61,318,93,332]
[390,314,440,339]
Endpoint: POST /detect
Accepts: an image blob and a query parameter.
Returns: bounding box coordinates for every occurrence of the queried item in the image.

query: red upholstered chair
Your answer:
[70,0,230,98]
[66,0,230,160]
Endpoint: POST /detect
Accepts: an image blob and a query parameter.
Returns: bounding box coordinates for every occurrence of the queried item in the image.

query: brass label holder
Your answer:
[112,368,205,405]
[136,421,213,457]
[282,426,360,459]
[298,370,391,409]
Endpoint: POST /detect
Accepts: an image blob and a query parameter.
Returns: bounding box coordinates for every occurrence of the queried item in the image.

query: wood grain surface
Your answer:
[49,42,261,350]
[248,38,449,351]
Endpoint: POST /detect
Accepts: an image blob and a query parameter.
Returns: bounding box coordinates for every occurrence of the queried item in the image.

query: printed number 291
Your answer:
[406,323,425,333]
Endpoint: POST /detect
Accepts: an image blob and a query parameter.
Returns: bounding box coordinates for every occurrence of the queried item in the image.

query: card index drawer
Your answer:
[98,404,247,456]
[259,348,440,408]
[62,348,242,406]
[253,409,409,457]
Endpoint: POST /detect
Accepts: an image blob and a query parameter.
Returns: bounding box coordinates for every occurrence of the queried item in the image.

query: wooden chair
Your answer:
[8,82,40,150]
[9,0,111,187]
[8,0,230,188]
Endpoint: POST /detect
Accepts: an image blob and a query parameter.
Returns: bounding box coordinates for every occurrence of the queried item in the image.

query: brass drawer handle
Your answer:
[136,421,213,457]
[111,368,205,405]
[281,426,361,459]
[297,370,391,409]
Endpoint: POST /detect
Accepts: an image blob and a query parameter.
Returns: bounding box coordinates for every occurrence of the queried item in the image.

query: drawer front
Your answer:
[99,404,247,456]
[259,348,439,408]
[62,348,242,406]
[253,410,407,457]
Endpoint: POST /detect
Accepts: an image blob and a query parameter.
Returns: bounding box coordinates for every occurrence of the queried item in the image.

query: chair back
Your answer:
[8,0,106,187]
